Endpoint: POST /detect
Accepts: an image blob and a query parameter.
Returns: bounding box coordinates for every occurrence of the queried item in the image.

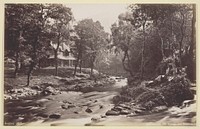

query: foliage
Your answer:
[111,4,195,81]
[5,4,73,85]
[45,4,73,76]
[73,19,109,75]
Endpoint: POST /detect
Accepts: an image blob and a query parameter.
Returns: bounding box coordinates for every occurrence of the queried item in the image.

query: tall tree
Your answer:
[5,4,32,77]
[74,19,108,76]
[5,4,53,86]
[46,4,73,76]
[111,19,136,76]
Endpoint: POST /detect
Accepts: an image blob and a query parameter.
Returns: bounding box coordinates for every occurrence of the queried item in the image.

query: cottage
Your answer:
[48,42,76,67]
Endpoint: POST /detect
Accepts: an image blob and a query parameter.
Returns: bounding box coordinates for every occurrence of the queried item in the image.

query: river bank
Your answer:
[4,68,196,126]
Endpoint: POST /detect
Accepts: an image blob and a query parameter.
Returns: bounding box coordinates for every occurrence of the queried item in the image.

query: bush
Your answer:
[160,81,194,106]
[113,95,132,105]
[114,73,194,110]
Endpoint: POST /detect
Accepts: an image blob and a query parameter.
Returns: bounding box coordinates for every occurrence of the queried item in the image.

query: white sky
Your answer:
[67,4,128,33]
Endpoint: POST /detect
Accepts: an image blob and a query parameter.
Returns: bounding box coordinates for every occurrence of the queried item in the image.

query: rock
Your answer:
[131,102,136,105]
[120,110,131,115]
[113,106,124,111]
[42,86,57,95]
[17,117,24,121]
[61,104,75,109]
[74,111,79,114]
[49,113,61,119]
[151,106,168,113]
[31,85,41,90]
[36,113,48,118]
[94,100,98,103]
[100,115,106,118]
[76,73,90,78]
[17,89,23,93]
[37,98,49,103]
[127,112,137,117]
[61,105,68,109]
[155,75,166,82]
[99,105,103,109]
[182,100,196,107]
[118,104,131,110]
[91,116,101,122]
[145,81,155,87]
[105,110,120,116]
[4,95,12,100]
[63,100,72,104]
[85,108,92,113]
[134,109,144,114]
[68,104,76,108]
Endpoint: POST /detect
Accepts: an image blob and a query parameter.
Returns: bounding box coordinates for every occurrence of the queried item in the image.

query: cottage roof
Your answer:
[50,41,71,52]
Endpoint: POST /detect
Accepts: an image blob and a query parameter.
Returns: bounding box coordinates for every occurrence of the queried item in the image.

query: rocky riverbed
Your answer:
[4,75,196,126]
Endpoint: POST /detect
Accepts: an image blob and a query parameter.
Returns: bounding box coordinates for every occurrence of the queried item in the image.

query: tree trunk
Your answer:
[122,50,133,76]
[74,54,80,76]
[14,31,23,77]
[79,59,82,73]
[179,12,185,67]
[55,32,61,76]
[187,4,196,81]
[27,35,38,86]
[90,58,94,76]
[141,22,146,79]
[55,51,58,76]
[27,61,34,86]
[14,51,19,77]
[170,16,174,56]
[90,65,94,76]
[157,29,165,58]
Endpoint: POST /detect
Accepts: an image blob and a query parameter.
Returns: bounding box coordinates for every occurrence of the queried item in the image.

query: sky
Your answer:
[67,4,128,33]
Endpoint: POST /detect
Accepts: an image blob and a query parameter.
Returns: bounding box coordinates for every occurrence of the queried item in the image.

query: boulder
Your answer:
[36,113,48,118]
[61,104,75,109]
[31,85,41,90]
[61,104,68,109]
[120,109,131,115]
[182,100,196,108]
[118,104,131,110]
[91,116,101,122]
[99,105,103,109]
[68,104,76,108]
[154,75,167,83]
[42,86,57,95]
[74,111,79,114]
[49,113,61,119]
[127,112,137,117]
[151,106,168,113]
[85,108,93,113]
[105,110,120,116]
[113,106,124,111]
[100,115,106,118]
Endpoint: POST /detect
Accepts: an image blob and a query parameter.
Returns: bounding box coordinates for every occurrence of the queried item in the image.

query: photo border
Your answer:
[1,0,199,129]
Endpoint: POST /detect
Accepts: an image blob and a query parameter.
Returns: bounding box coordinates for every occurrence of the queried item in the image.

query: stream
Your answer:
[4,77,196,126]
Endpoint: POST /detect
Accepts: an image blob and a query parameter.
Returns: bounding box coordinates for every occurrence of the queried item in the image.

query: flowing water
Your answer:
[4,77,196,126]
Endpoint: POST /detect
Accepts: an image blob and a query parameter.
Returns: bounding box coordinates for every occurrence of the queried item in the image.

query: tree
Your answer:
[127,4,195,79]
[111,19,136,76]
[46,4,73,76]
[5,4,54,86]
[5,4,33,77]
[74,19,109,76]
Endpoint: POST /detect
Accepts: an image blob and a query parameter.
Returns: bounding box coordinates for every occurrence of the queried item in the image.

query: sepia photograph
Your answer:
[3,2,197,126]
